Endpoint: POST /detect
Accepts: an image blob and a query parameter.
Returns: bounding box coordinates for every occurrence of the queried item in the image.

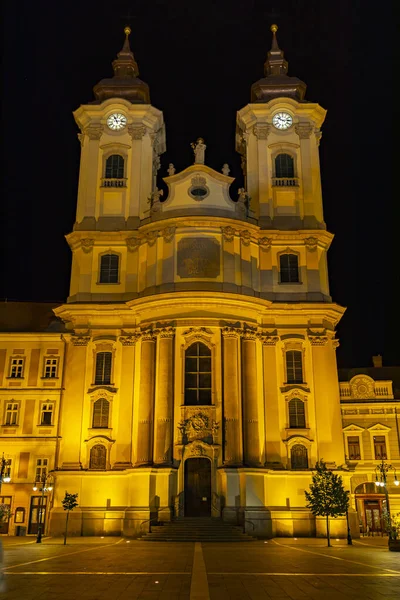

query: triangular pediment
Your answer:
[367,423,391,432]
[343,424,364,432]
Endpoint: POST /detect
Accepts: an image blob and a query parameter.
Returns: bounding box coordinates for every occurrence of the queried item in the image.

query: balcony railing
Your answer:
[272,177,299,187]
[339,381,394,399]
[101,178,127,188]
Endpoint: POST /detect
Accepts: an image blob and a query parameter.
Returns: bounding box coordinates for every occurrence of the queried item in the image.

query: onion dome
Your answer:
[93,27,150,104]
[251,25,307,103]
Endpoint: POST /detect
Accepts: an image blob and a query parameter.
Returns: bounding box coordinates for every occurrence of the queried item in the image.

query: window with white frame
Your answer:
[9,357,24,378]
[40,403,54,426]
[35,458,48,480]
[5,402,19,425]
[43,357,58,378]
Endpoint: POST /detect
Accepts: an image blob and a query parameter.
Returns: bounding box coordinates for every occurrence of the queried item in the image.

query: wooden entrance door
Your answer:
[364,501,382,533]
[28,496,47,535]
[184,458,211,517]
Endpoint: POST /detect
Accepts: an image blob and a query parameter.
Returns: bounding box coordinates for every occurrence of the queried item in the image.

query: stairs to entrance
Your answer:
[139,517,257,542]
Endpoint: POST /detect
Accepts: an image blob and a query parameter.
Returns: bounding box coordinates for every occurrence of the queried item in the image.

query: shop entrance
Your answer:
[184,458,211,517]
[355,482,386,535]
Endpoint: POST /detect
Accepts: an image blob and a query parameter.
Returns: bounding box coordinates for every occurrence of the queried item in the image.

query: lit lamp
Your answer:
[32,472,54,543]
[374,459,399,539]
[0,453,11,494]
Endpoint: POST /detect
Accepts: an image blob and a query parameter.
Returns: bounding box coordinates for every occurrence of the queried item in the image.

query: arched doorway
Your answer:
[184,458,211,517]
[354,482,386,535]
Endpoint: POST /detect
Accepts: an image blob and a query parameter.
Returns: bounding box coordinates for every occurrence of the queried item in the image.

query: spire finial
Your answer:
[270,24,278,33]
[124,26,131,37]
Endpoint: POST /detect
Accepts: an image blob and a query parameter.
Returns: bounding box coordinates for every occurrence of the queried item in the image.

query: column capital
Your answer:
[71,335,90,346]
[307,329,329,346]
[119,334,140,346]
[141,328,157,342]
[158,327,175,339]
[221,326,241,339]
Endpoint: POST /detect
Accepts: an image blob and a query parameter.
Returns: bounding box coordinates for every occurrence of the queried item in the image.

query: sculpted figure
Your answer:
[191,138,206,164]
[167,163,176,176]
[222,163,230,176]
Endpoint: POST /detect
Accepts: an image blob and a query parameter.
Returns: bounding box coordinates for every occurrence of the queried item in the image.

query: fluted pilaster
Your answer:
[136,331,156,465]
[242,331,261,466]
[222,328,242,465]
[154,328,175,465]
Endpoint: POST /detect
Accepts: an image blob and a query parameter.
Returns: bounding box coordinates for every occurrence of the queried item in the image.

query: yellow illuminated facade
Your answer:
[1,27,399,539]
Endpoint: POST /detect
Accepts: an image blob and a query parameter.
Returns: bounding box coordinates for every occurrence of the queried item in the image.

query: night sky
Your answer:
[2,0,397,368]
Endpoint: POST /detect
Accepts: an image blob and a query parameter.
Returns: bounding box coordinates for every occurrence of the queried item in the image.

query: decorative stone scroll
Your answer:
[191,175,207,187]
[259,237,272,252]
[304,237,318,252]
[177,237,220,278]
[146,231,159,247]
[351,376,375,399]
[128,125,146,140]
[126,237,141,252]
[315,128,322,146]
[119,334,141,346]
[81,239,95,254]
[239,230,251,246]
[307,329,329,346]
[84,124,103,140]
[178,412,219,444]
[221,226,236,242]
[160,226,176,243]
[295,123,314,139]
[71,336,90,346]
[253,124,271,140]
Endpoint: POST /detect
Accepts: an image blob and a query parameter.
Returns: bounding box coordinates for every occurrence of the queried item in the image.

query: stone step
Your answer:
[139,518,256,542]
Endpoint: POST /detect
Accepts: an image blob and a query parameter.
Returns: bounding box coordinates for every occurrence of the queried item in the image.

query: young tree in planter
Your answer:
[305,460,349,547]
[62,492,79,545]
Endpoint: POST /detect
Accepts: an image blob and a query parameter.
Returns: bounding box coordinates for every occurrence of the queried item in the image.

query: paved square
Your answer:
[1,537,400,599]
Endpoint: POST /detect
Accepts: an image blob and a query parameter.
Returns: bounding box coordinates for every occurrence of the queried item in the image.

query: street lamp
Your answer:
[374,459,400,539]
[32,472,54,543]
[0,453,11,494]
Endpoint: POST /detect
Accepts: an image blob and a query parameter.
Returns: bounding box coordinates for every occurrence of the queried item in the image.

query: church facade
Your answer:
[1,26,399,539]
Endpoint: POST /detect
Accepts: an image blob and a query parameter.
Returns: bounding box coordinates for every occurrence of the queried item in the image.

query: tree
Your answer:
[305,460,349,547]
[62,492,79,545]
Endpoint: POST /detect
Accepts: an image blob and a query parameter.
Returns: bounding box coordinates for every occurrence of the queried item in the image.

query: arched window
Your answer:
[89,444,107,469]
[291,444,308,469]
[105,154,124,179]
[288,399,306,428]
[184,342,212,405]
[92,398,110,428]
[275,153,294,178]
[99,254,119,284]
[95,352,112,385]
[285,350,303,384]
[279,253,299,283]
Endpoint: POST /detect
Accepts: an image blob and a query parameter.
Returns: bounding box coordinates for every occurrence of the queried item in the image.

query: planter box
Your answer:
[388,539,400,552]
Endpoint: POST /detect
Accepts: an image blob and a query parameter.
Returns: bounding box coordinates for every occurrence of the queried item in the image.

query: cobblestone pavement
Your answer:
[1,536,399,599]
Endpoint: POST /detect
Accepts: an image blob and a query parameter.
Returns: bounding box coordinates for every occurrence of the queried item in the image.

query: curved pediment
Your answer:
[160,164,237,216]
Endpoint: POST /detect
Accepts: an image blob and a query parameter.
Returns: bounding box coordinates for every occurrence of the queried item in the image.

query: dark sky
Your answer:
[1,0,397,368]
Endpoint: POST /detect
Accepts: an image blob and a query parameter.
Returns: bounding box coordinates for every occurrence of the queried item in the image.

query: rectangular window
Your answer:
[1,459,12,480]
[280,254,299,283]
[10,358,24,378]
[35,458,48,481]
[5,402,19,425]
[43,358,58,378]
[373,436,387,460]
[286,350,303,384]
[95,352,112,385]
[40,403,54,426]
[348,436,361,460]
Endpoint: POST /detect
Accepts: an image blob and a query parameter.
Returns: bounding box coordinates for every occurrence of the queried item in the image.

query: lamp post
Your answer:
[33,472,53,543]
[0,453,11,494]
[374,459,400,539]
[345,508,353,545]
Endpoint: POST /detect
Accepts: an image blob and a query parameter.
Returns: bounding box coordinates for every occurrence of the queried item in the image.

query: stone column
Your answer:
[154,327,175,465]
[222,328,242,465]
[261,334,281,465]
[136,330,156,465]
[242,331,261,466]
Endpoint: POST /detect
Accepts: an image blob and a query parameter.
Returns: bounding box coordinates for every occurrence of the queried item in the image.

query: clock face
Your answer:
[107,113,127,131]
[272,112,293,130]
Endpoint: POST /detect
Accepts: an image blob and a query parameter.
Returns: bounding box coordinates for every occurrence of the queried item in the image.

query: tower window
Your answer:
[105,154,124,179]
[89,444,107,469]
[92,398,110,428]
[275,153,295,178]
[286,350,303,384]
[95,352,112,385]
[99,254,119,284]
[184,342,212,406]
[288,399,306,428]
[290,444,308,469]
[279,253,299,283]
